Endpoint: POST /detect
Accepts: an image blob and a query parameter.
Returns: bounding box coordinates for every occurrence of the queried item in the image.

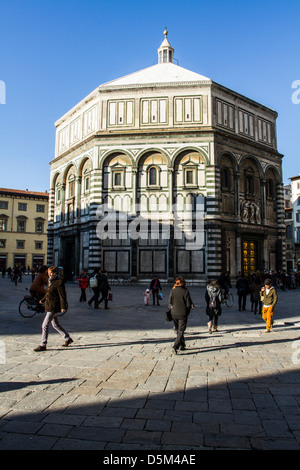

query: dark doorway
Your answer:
[64,239,76,281]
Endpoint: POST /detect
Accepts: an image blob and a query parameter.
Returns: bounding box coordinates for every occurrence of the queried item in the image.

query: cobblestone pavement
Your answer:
[1,275,300,452]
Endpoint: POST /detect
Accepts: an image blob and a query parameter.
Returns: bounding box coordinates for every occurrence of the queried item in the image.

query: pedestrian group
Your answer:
[14,264,279,353]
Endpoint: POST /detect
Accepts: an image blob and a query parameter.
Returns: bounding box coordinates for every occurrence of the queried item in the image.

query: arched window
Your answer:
[149,167,158,186]
[0,215,8,231]
[266,179,275,199]
[221,167,231,190]
[68,177,75,198]
[245,168,255,195]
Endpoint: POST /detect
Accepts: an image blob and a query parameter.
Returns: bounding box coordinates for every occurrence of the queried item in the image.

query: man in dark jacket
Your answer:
[96,271,111,309]
[236,274,249,311]
[168,276,194,354]
[34,266,73,351]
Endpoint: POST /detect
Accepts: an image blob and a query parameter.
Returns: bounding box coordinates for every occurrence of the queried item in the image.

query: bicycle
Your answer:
[18,290,67,318]
[19,295,45,318]
[221,289,234,308]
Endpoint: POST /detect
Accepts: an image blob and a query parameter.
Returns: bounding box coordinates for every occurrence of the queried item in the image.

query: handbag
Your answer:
[108,291,113,301]
[165,308,172,322]
[158,292,163,300]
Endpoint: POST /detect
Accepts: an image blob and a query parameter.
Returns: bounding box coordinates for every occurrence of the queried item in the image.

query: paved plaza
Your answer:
[1,275,300,452]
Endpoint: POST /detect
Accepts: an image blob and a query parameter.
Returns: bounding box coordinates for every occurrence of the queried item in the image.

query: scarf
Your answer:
[48,275,58,285]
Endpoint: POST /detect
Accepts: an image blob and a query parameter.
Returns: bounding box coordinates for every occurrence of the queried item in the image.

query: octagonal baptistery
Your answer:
[48,31,285,283]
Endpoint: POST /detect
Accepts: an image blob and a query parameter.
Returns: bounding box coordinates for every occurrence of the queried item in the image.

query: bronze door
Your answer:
[242,240,257,277]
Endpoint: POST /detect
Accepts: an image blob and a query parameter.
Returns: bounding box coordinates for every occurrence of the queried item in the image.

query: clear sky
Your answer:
[0,0,299,192]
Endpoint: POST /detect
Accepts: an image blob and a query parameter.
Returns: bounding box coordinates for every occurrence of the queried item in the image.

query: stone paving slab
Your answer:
[1,276,300,453]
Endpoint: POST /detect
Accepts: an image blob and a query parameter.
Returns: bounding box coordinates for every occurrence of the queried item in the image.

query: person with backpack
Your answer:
[205,279,223,333]
[88,268,102,308]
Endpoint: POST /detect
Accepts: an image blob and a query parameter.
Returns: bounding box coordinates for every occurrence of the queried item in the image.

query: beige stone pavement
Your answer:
[1,275,300,452]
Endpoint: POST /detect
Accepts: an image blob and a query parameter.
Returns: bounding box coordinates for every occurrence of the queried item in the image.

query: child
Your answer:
[143,289,151,306]
[260,278,278,332]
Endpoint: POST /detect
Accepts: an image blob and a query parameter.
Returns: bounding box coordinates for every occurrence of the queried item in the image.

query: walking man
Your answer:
[260,278,278,333]
[96,271,111,309]
[34,266,73,351]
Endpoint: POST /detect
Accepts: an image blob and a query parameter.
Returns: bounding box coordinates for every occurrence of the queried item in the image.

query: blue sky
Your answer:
[0,0,299,191]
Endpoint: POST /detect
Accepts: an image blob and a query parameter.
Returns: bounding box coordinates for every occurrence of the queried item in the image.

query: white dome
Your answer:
[100,62,211,88]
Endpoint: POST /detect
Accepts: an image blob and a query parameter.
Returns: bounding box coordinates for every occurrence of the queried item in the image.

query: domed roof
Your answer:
[100,30,210,89]
[100,62,210,88]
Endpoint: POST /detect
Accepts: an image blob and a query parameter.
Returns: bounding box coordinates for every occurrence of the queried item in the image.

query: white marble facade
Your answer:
[48,31,285,282]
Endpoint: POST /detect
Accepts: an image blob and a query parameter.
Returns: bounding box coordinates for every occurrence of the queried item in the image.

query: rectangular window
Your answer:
[186,170,194,185]
[174,96,203,124]
[35,221,44,233]
[56,188,61,202]
[70,117,81,144]
[58,126,69,152]
[238,109,254,138]
[258,117,273,145]
[0,201,8,209]
[68,180,75,198]
[35,241,43,249]
[85,176,89,192]
[108,100,135,127]
[18,202,27,211]
[0,239,6,248]
[17,220,26,232]
[83,106,96,136]
[184,167,196,187]
[36,204,45,213]
[141,98,168,125]
[16,240,25,249]
[114,172,122,187]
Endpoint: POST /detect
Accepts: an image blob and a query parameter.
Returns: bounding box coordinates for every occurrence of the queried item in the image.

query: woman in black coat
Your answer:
[168,276,194,354]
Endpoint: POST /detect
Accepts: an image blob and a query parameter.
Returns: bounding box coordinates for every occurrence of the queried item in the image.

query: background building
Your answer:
[284,184,295,271]
[47,32,285,282]
[290,173,300,270]
[0,188,49,271]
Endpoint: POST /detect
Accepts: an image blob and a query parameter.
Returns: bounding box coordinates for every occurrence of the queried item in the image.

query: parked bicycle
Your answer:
[108,276,130,286]
[221,289,234,308]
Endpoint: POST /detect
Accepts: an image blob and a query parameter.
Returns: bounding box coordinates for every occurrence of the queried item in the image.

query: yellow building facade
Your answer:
[0,188,49,271]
